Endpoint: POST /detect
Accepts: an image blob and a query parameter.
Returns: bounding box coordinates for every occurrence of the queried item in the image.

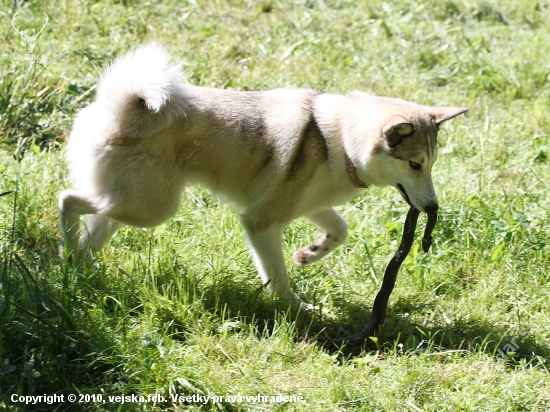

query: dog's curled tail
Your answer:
[95,43,188,138]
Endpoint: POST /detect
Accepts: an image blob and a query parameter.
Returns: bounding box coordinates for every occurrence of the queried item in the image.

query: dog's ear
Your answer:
[429,107,468,125]
[383,117,414,148]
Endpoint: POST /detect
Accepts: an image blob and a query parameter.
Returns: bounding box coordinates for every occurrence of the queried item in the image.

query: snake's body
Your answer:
[321,207,437,345]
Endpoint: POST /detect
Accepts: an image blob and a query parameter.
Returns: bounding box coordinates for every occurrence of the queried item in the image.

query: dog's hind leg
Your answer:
[59,190,99,259]
[79,215,123,260]
[239,217,310,308]
[294,208,348,267]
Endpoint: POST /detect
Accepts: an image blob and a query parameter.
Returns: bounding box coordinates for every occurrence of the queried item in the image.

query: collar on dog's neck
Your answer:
[344,152,369,189]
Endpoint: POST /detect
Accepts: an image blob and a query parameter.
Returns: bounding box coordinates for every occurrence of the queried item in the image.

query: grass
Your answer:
[1,0,549,410]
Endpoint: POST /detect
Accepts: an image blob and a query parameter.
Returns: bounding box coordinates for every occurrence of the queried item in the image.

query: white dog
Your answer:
[59,44,467,308]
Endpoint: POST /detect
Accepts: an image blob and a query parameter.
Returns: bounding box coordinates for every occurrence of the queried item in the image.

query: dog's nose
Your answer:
[424,203,438,213]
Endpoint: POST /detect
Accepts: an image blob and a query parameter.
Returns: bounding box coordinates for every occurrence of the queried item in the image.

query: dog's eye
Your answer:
[409,161,421,171]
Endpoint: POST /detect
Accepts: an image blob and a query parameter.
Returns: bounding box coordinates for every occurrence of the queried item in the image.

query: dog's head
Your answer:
[361,103,467,213]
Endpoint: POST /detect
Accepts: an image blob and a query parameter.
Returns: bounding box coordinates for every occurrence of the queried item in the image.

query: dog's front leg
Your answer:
[295,208,348,267]
[239,217,310,308]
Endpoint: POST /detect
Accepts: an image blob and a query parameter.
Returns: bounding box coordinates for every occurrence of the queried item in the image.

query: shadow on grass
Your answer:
[201,279,550,368]
[0,253,119,411]
[311,296,550,367]
[2,249,548,411]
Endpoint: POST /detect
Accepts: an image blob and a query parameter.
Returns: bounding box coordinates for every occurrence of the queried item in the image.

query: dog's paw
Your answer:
[294,244,324,267]
[299,301,319,312]
[279,288,318,311]
[294,248,309,267]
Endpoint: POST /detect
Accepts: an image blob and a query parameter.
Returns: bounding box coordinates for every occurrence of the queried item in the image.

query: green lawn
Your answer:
[1,0,549,410]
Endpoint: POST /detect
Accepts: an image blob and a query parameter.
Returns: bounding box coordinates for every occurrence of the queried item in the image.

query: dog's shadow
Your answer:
[196,280,550,367]
[79,253,549,369]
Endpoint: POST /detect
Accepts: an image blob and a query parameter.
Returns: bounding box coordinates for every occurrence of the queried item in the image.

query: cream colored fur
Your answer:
[59,44,467,308]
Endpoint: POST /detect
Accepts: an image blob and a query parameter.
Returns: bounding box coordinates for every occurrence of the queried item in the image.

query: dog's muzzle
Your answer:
[397,183,438,213]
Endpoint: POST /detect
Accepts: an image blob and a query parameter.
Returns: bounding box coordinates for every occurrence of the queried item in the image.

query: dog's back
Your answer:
[68,44,338,215]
